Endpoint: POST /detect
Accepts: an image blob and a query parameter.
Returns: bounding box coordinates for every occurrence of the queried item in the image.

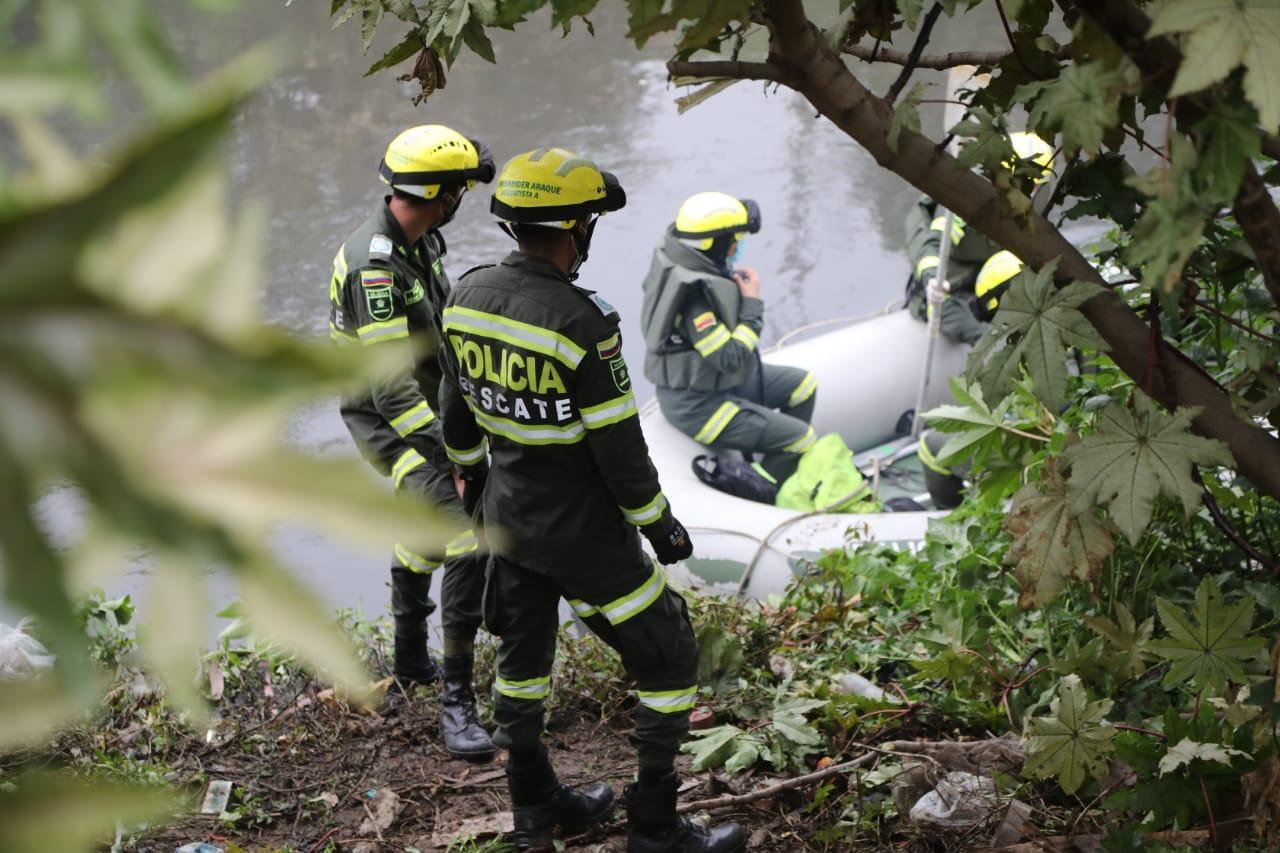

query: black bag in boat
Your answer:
[691,454,779,505]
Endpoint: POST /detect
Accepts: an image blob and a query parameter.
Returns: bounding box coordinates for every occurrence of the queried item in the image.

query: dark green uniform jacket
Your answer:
[640,231,764,392]
[328,202,451,481]
[437,252,675,573]
[904,194,998,321]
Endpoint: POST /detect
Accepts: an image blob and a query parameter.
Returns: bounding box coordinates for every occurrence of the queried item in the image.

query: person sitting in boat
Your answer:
[903,132,1054,345]
[640,192,817,485]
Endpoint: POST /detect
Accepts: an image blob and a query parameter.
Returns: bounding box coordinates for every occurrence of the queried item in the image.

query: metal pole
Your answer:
[910,67,972,439]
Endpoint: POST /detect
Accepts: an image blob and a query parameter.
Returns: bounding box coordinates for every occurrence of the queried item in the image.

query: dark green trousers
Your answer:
[657,363,818,482]
[483,551,699,772]
[390,462,485,648]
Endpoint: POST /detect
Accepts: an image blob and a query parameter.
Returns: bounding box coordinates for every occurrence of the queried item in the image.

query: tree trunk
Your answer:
[668,0,1280,502]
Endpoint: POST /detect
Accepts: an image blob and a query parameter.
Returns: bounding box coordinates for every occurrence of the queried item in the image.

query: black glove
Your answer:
[644,516,693,565]
[457,462,488,517]
[469,136,496,184]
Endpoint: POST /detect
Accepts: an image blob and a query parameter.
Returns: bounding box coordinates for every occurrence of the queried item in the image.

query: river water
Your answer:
[6,1,1020,628]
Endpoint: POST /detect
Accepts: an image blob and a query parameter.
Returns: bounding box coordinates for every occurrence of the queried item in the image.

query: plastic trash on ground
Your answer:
[908,770,1001,830]
[0,620,55,679]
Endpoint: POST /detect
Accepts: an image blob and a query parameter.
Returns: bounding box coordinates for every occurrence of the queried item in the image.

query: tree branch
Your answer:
[842,43,1070,70]
[886,2,944,105]
[676,753,876,814]
[667,60,791,86]
[1070,0,1280,311]
[721,0,1280,502]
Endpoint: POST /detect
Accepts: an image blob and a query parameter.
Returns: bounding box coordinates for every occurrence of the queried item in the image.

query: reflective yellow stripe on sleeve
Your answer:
[494,674,551,701]
[599,565,666,626]
[916,255,941,277]
[730,325,759,350]
[391,449,426,490]
[788,372,818,407]
[357,317,410,345]
[389,402,436,438]
[580,392,638,430]
[693,324,732,357]
[693,401,740,445]
[929,215,966,244]
[621,492,668,526]
[443,306,585,369]
[567,599,599,619]
[636,687,697,714]
[446,439,487,466]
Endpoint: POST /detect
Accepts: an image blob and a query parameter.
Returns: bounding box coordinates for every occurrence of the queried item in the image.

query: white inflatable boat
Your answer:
[644,306,971,597]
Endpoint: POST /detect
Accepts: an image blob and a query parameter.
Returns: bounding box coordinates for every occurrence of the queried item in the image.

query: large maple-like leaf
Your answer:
[1018,60,1129,155]
[1022,675,1117,794]
[966,259,1108,409]
[1005,460,1116,609]
[1060,392,1234,544]
[1150,576,1266,693]
[1083,603,1155,680]
[1149,0,1280,132]
[923,379,1035,466]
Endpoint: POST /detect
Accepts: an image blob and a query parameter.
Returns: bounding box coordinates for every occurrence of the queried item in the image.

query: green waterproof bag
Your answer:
[776,433,880,512]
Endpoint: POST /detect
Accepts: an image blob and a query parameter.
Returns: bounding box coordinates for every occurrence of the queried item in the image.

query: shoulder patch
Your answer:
[693,311,716,332]
[589,293,617,317]
[369,234,394,260]
[596,332,622,360]
[360,269,394,288]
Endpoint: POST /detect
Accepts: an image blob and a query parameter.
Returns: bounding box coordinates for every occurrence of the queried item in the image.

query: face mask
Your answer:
[727,237,745,268]
[438,188,466,227]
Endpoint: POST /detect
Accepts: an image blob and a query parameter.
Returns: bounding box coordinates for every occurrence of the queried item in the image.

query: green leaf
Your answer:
[899,0,925,29]
[966,259,1107,409]
[1022,674,1117,794]
[1150,576,1266,693]
[924,378,1040,466]
[1004,459,1116,609]
[1018,60,1128,155]
[1157,737,1251,776]
[1083,603,1155,680]
[771,696,825,748]
[626,0,664,35]
[459,17,496,63]
[696,621,744,693]
[1060,392,1234,544]
[723,738,762,774]
[888,81,926,152]
[360,1,384,51]
[1149,0,1280,132]
[364,28,424,76]
[1194,104,1263,201]
[0,775,176,853]
[953,107,1015,172]
[1124,136,1210,291]
[681,724,746,771]
[676,0,751,52]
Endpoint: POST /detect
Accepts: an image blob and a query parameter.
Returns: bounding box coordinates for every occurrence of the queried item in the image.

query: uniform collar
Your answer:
[662,228,729,276]
[501,250,571,282]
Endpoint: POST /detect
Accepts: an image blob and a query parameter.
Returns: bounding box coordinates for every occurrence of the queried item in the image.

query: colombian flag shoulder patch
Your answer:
[693,311,716,332]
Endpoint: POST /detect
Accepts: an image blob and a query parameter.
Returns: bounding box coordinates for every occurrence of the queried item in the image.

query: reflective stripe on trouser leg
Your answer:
[395,543,442,574]
[563,559,699,772]
[692,401,741,445]
[487,556,562,751]
[782,426,816,453]
[787,372,818,407]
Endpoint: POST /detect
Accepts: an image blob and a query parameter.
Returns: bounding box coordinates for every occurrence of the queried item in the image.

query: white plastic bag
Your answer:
[908,771,1000,830]
[0,619,56,679]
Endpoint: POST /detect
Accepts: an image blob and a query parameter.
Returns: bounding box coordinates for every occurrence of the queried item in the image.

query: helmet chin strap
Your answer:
[567,217,598,281]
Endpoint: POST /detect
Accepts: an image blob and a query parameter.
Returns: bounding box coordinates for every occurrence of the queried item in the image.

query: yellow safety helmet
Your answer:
[975,250,1024,317]
[490,147,626,228]
[1007,132,1055,184]
[379,125,495,200]
[672,192,762,250]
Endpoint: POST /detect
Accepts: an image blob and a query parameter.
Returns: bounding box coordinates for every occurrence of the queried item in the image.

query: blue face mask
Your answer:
[727,237,745,267]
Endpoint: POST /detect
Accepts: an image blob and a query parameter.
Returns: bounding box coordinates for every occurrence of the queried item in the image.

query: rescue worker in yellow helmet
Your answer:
[327,124,496,759]
[437,149,744,853]
[903,132,1052,344]
[639,192,818,489]
[918,251,1025,508]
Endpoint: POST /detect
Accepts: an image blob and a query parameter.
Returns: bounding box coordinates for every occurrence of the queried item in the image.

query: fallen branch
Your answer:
[676,752,875,814]
[842,43,1068,70]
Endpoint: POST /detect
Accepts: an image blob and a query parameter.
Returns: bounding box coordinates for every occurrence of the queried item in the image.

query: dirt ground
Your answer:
[138,676,823,852]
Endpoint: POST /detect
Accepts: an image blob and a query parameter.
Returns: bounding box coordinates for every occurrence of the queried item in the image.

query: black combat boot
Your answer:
[391,568,441,687]
[507,745,615,851]
[440,654,494,760]
[624,770,744,853]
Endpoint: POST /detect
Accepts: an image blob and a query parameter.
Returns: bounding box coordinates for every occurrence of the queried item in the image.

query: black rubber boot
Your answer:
[391,568,441,687]
[507,745,614,851]
[441,654,494,760]
[624,771,744,853]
